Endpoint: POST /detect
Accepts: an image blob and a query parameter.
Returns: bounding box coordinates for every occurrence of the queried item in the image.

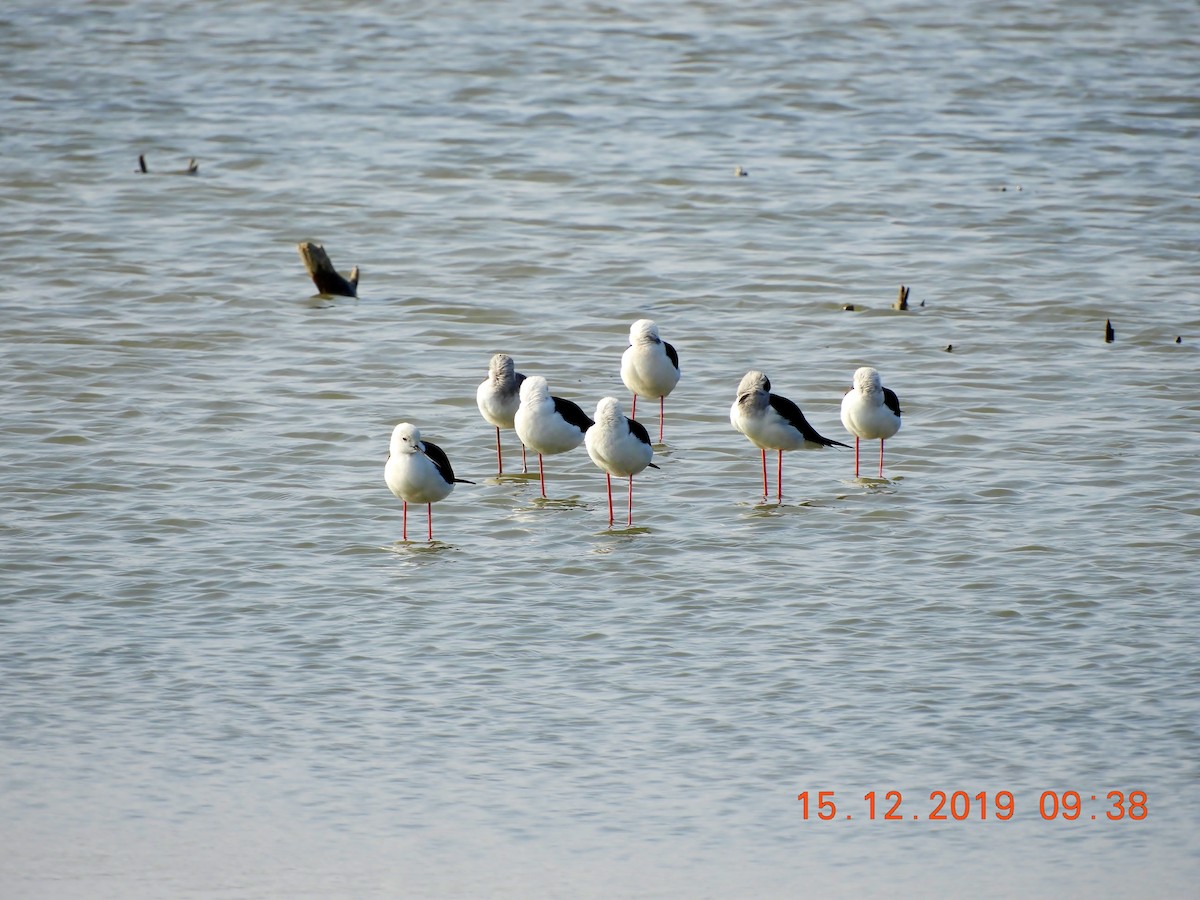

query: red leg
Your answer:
[631,394,638,419]
[606,472,614,526]
[777,450,783,501]
[854,436,860,477]
[495,426,503,475]
[658,395,665,444]
[402,500,408,542]
[878,440,885,479]
[538,453,546,498]
[427,503,433,542]
[627,474,634,527]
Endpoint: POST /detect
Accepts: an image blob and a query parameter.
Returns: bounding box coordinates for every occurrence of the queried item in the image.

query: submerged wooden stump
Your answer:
[297,242,359,297]
[137,154,198,175]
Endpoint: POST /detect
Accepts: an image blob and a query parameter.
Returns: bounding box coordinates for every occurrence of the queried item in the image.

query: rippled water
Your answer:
[2,0,1198,896]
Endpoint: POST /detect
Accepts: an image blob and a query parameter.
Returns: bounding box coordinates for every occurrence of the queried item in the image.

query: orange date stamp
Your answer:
[797,790,1148,821]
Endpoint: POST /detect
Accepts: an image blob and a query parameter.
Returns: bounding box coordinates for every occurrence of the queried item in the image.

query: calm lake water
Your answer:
[2,0,1198,896]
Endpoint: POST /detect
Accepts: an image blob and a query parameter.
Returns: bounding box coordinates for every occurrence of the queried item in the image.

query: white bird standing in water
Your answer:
[620,318,680,444]
[585,397,659,527]
[730,370,848,500]
[840,366,902,478]
[476,352,527,475]
[513,375,594,498]
[384,423,472,541]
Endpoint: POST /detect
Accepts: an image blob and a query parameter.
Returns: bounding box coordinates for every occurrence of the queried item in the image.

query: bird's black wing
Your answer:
[883,387,902,418]
[769,393,850,448]
[421,440,476,485]
[552,396,595,433]
[627,416,654,448]
[626,417,660,468]
[663,341,680,372]
[514,371,526,387]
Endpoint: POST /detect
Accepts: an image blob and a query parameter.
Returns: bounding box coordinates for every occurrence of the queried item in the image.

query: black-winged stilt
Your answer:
[476,352,527,475]
[730,370,848,500]
[840,366,902,478]
[620,319,680,444]
[513,375,593,498]
[584,397,659,527]
[384,423,473,541]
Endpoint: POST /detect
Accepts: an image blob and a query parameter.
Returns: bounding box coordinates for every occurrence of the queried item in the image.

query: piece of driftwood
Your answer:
[893,285,910,311]
[1105,319,1114,343]
[137,154,198,175]
[297,242,359,297]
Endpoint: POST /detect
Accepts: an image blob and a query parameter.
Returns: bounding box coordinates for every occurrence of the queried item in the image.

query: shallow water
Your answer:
[2,0,1198,896]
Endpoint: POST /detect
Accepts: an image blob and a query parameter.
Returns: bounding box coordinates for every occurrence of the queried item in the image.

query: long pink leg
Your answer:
[854,436,860,477]
[627,474,634,526]
[605,472,614,526]
[760,449,768,497]
[538,453,546,498]
[658,396,665,444]
[631,394,638,419]
[777,450,783,501]
[427,503,433,542]
[495,427,503,475]
[402,500,408,542]
[878,440,885,479]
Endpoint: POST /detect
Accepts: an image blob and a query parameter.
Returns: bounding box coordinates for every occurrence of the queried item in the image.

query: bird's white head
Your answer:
[852,366,882,394]
[519,374,550,404]
[629,318,661,346]
[488,353,515,380]
[390,422,422,456]
[593,396,624,424]
[736,370,770,397]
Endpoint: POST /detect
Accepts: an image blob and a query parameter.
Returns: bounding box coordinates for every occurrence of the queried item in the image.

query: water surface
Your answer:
[2,1,1198,896]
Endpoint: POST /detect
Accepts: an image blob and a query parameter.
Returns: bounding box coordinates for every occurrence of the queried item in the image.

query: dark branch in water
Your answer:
[894,285,910,311]
[297,242,359,297]
[137,154,198,175]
